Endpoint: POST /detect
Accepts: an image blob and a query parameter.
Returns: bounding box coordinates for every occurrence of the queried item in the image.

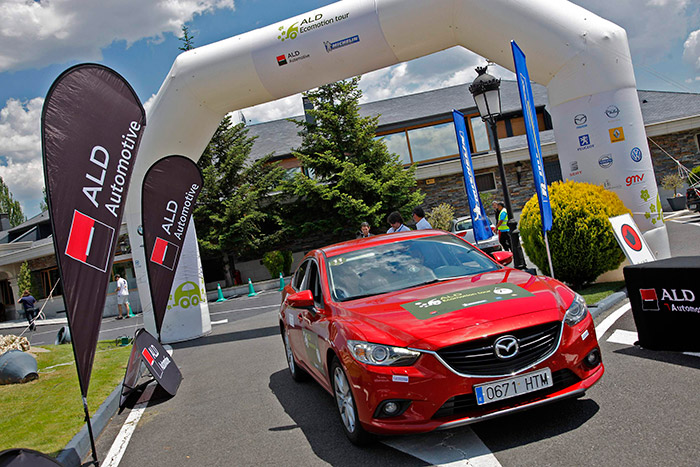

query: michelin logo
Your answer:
[324,35,359,52]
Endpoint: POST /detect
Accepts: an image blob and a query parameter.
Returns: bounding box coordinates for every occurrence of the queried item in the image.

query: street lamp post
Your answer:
[469,66,527,270]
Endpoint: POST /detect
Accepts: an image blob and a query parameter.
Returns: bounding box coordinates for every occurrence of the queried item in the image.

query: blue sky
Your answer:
[0,0,698,218]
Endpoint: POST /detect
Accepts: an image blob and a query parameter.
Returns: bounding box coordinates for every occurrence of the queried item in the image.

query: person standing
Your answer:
[412,206,432,230]
[356,221,373,238]
[492,201,511,251]
[386,211,411,233]
[18,290,38,331]
[115,274,130,320]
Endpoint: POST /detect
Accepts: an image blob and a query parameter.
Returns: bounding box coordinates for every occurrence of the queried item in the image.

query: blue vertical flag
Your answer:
[452,110,493,242]
[512,41,553,233]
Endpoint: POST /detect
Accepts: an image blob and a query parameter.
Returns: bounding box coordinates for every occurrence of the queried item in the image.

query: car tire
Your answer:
[330,358,373,445]
[282,326,309,382]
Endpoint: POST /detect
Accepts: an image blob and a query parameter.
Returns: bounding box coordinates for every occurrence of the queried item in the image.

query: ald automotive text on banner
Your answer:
[42,63,145,393]
[142,156,203,338]
[452,109,492,242]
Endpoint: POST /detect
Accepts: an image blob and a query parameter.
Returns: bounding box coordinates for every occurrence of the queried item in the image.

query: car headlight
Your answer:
[347,340,420,366]
[565,294,588,326]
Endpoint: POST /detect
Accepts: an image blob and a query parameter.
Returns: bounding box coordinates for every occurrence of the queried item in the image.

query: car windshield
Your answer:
[327,235,500,302]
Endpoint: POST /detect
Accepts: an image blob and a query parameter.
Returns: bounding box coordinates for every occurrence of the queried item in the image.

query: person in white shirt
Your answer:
[412,206,432,230]
[115,274,130,320]
[386,211,411,233]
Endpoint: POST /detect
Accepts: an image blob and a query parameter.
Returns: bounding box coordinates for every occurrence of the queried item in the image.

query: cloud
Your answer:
[683,29,700,71]
[0,0,235,73]
[0,97,44,217]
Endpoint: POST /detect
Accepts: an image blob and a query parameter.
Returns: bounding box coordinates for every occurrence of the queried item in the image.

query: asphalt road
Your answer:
[6,211,699,466]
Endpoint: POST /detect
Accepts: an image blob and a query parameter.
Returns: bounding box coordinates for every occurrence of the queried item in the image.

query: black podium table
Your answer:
[624,256,700,351]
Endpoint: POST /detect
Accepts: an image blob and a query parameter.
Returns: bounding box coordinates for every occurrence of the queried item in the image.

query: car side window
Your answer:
[293,261,308,290]
[306,262,324,307]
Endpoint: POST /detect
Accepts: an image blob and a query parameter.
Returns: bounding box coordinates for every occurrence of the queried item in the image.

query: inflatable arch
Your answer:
[125,0,669,342]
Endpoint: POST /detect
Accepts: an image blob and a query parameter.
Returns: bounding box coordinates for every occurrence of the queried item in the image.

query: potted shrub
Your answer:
[661,173,686,211]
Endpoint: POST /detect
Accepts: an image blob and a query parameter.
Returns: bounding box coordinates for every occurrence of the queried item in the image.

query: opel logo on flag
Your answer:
[150,237,179,270]
[494,335,519,359]
[65,210,115,272]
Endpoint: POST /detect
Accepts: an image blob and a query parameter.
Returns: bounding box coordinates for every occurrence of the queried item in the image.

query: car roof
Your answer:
[318,229,452,258]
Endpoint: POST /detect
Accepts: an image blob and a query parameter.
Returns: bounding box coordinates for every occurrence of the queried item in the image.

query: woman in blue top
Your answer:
[18,290,38,331]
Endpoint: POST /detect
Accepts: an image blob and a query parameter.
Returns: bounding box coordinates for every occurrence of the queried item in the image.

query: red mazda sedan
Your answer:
[279,230,603,444]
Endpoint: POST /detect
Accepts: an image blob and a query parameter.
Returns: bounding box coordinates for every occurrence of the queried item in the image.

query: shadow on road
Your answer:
[268,370,429,466]
[172,325,279,350]
[472,397,600,451]
[614,346,700,370]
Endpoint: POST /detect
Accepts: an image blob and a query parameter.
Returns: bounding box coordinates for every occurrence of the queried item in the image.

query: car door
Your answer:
[284,260,309,368]
[297,259,332,385]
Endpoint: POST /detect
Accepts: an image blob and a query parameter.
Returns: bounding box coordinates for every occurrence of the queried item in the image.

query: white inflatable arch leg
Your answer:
[126,0,668,342]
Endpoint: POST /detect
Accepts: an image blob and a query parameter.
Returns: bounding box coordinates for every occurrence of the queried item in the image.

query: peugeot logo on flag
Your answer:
[494,335,519,359]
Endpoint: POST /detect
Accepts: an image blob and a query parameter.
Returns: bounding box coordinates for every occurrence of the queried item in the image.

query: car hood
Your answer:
[334,269,573,350]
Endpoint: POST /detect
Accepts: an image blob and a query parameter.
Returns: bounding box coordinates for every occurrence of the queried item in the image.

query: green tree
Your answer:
[0,176,24,226]
[18,261,31,295]
[285,77,424,239]
[39,186,48,212]
[193,116,286,283]
[178,25,195,51]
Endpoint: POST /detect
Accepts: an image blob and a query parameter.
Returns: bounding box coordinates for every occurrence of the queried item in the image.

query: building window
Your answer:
[695,133,700,153]
[379,132,411,164]
[406,122,458,163]
[469,116,491,153]
[475,172,496,192]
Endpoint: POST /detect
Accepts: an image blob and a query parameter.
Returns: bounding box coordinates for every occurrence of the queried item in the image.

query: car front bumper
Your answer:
[343,317,603,435]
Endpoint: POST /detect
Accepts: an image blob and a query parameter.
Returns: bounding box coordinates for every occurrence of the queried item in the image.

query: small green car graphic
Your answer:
[173,281,202,309]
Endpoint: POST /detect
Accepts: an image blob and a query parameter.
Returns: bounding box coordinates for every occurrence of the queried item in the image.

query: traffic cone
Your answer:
[216,283,226,302]
[247,278,257,297]
[127,303,135,317]
[279,272,285,291]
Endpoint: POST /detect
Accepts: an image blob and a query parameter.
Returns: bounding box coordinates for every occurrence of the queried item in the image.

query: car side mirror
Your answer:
[286,289,314,308]
[491,251,514,266]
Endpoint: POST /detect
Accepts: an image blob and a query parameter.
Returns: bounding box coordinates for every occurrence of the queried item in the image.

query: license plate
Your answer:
[473,368,553,405]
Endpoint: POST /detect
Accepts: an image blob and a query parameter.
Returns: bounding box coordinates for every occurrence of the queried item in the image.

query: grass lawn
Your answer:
[576,281,626,306]
[0,340,133,456]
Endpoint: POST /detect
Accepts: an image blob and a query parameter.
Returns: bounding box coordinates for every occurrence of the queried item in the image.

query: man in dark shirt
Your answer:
[18,290,38,331]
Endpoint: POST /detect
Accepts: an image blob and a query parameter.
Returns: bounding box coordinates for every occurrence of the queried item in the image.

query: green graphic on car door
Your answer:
[302,329,325,375]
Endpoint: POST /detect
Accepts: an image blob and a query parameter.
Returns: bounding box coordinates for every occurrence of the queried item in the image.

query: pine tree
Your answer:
[178,25,195,51]
[0,176,25,226]
[193,116,286,268]
[285,77,424,238]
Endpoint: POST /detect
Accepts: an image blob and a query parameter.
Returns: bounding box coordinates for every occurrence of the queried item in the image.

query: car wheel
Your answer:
[331,358,373,445]
[282,327,308,382]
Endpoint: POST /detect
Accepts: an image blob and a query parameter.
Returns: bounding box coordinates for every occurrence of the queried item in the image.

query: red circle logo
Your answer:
[620,224,642,251]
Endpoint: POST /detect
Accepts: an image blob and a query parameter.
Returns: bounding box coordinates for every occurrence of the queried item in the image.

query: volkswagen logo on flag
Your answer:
[494,335,519,359]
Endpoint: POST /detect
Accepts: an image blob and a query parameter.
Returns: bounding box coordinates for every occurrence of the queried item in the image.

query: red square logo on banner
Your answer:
[150,237,179,270]
[142,347,155,366]
[65,210,115,272]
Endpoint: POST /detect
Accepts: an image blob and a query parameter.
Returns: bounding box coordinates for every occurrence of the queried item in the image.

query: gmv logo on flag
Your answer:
[65,210,115,272]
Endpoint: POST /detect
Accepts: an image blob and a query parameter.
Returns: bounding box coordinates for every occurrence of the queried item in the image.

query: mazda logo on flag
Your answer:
[494,335,519,359]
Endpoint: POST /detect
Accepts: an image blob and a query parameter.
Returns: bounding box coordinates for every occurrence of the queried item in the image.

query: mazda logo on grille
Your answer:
[494,335,519,360]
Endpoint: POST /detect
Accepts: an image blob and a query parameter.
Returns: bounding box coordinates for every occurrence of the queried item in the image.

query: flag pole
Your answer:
[544,231,555,279]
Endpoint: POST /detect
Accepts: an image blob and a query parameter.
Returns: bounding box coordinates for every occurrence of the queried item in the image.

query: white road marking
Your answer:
[209,304,278,316]
[211,319,229,325]
[595,303,631,338]
[683,352,700,358]
[607,329,638,346]
[102,383,155,467]
[383,429,502,466]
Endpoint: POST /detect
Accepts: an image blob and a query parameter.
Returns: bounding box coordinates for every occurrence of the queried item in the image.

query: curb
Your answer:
[588,289,629,320]
[56,384,122,466]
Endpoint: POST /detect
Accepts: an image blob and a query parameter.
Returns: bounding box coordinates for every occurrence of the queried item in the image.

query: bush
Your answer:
[519,180,630,288]
[661,173,684,197]
[426,203,455,231]
[262,251,284,279]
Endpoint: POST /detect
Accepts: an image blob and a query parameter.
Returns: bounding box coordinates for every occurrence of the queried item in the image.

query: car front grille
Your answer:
[432,369,581,419]
[436,322,561,376]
